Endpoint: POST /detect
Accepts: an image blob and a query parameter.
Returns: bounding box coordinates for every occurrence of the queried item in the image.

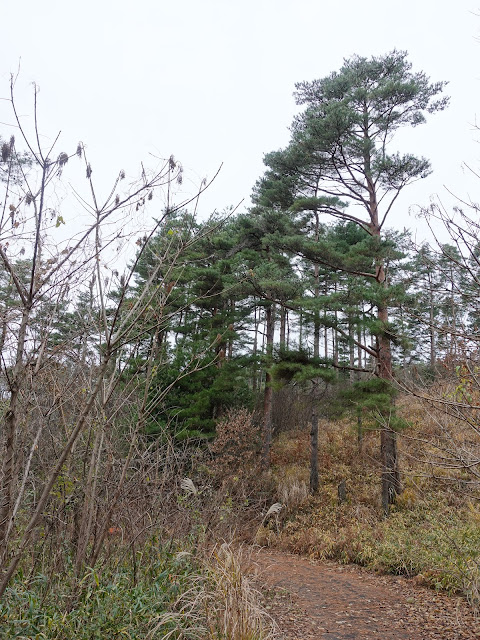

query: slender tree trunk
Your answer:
[74,423,104,576]
[0,305,31,559]
[309,392,319,493]
[286,310,291,349]
[429,292,436,370]
[252,299,259,392]
[333,281,339,367]
[310,209,321,490]
[262,304,275,469]
[349,315,355,383]
[362,325,368,369]
[279,305,286,350]
[357,414,363,452]
[298,308,303,350]
[314,263,320,359]
[450,267,457,357]
[333,328,339,367]
[323,283,328,359]
[357,326,363,370]
[228,299,234,360]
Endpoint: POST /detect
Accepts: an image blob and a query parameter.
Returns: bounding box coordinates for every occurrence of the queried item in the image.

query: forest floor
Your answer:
[252,548,480,640]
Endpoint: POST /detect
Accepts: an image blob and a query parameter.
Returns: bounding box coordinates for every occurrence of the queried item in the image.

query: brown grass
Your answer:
[252,398,480,606]
[150,543,277,640]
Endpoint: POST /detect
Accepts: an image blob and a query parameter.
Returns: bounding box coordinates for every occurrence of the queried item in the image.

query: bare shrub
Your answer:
[0,77,220,596]
[272,386,312,434]
[397,375,480,495]
[209,408,260,478]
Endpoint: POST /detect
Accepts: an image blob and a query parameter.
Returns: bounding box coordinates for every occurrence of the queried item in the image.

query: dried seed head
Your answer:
[119,169,125,180]
[1,143,10,162]
[76,143,83,158]
[57,152,68,167]
[86,163,92,178]
[169,155,176,170]
[180,477,198,495]
[265,502,283,517]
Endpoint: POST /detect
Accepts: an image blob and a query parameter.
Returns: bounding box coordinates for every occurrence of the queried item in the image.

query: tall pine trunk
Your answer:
[310,208,320,492]
[373,221,401,515]
[377,317,401,514]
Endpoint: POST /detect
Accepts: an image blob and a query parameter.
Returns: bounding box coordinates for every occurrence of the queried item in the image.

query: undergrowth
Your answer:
[0,539,275,640]
[4,397,480,633]
[258,408,480,609]
[0,413,275,640]
[0,540,195,639]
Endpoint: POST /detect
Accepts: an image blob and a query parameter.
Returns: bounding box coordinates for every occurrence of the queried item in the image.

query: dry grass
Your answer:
[151,543,276,639]
[276,465,309,512]
[255,400,480,607]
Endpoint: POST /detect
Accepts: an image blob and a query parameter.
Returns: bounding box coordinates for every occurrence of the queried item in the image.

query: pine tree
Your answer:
[131,212,254,439]
[233,209,303,466]
[256,50,448,513]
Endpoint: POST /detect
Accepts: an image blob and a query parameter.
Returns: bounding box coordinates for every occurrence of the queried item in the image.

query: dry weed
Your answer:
[209,408,260,478]
[276,465,309,512]
[150,543,276,639]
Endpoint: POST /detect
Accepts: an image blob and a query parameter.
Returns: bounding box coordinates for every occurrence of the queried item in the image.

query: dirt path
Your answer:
[252,549,480,640]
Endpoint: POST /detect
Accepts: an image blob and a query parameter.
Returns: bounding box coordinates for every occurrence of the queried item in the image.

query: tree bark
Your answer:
[371,195,401,515]
[309,396,319,493]
[377,274,401,516]
[252,299,259,392]
[279,305,286,350]
[380,419,400,516]
[0,305,31,559]
[349,314,355,383]
[262,303,275,469]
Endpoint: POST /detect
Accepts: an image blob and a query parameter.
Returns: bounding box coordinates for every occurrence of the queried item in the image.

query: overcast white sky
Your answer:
[1,0,480,240]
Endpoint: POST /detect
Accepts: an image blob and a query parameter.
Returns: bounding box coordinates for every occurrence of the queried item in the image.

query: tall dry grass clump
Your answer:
[276,465,309,512]
[150,543,276,640]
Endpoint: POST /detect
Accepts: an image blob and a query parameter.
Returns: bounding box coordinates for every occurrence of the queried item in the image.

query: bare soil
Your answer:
[252,549,480,640]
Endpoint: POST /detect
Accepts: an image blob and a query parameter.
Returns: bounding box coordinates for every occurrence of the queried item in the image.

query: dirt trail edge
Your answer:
[251,549,480,640]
